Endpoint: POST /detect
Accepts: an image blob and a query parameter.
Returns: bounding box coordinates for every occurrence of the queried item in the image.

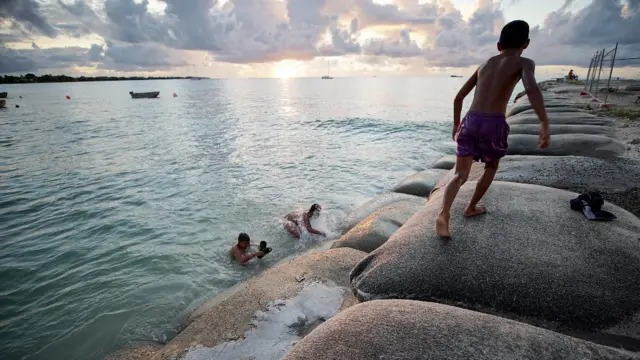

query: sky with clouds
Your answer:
[1,0,639,78]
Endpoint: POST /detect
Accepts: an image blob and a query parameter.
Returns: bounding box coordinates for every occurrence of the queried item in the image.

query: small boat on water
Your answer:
[129,91,160,99]
[0,92,7,98]
[0,99,6,108]
[322,61,333,79]
[450,75,463,78]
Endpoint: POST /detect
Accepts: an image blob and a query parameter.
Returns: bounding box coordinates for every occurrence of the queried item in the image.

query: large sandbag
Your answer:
[508,123,613,136]
[431,155,456,170]
[284,301,639,360]
[331,197,425,253]
[510,107,592,119]
[339,193,424,234]
[507,134,625,157]
[508,116,614,127]
[431,156,640,217]
[151,248,366,360]
[350,182,640,344]
[391,168,449,197]
[507,103,578,117]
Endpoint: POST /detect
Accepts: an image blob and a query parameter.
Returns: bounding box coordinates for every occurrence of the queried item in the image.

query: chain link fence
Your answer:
[583,43,640,105]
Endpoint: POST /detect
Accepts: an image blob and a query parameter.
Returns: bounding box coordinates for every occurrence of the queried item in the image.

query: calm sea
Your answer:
[0,77,522,360]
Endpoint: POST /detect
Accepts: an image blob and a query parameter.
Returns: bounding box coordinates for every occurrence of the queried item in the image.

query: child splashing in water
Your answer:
[435,20,550,238]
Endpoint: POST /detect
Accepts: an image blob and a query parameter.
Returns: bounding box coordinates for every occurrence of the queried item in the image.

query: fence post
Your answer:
[603,42,619,105]
[583,55,594,91]
[593,47,606,98]
[589,50,601,94]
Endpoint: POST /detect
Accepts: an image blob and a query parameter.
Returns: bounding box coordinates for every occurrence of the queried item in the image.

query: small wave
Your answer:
[311,117,438,136]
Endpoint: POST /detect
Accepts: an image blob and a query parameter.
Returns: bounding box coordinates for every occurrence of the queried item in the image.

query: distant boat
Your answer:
[322,61,333,79]
[0,92,7,98]
[0,99,6,108]
[450,75,463,78]
[129,91,160,99]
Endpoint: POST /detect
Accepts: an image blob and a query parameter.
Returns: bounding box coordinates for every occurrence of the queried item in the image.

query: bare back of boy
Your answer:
[470,55,530,114]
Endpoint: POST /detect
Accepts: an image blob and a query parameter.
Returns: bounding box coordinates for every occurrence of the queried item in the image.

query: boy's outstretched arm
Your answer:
[521,59,550,148]
[452,70,478,140]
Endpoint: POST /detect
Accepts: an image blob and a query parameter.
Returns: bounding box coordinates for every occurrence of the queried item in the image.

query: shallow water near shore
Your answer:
[0,77,521,360]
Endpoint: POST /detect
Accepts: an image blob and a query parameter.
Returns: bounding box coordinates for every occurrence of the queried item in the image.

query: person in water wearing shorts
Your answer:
[283,204,326,239]
[435,20,550,238]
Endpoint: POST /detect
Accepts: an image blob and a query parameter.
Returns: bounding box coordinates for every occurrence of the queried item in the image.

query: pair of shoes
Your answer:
[570,192,616,221]
[257,241,272,259]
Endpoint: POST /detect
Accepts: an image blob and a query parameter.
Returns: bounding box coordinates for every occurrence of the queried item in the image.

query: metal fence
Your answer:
[583,43,640,104]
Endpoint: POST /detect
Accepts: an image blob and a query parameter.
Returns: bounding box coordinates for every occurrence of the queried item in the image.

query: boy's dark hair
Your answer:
[238,232,250,242]
[309,204,320,214]
[499,20,529,49]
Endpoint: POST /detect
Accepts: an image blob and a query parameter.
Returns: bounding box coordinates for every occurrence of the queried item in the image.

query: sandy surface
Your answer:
[104,344,163,360]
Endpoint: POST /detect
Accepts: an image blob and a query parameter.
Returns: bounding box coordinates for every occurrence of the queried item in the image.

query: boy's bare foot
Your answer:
[464,205,487,217]
[435,213,451,238]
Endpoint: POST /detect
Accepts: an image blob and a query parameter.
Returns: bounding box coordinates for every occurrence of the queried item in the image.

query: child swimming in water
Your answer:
[435,20,550,238]
[283,204,326,239]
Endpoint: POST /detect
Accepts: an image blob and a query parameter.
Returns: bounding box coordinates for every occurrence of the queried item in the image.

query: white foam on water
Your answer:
[181,282,345,360]
[280,207,345,249]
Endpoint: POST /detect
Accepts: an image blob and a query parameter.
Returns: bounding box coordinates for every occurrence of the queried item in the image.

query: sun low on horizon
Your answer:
[271,60,305,79]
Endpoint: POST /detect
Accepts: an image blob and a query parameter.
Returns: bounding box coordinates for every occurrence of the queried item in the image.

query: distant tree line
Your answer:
[1,74,193,84]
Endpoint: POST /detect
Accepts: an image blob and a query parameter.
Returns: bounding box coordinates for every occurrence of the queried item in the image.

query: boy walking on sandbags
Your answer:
[436,20,550,238]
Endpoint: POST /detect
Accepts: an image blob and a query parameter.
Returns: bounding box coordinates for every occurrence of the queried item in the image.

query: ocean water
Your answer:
[0,77,515,360]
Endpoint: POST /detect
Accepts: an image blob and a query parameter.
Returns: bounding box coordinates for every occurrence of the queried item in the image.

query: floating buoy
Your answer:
[15,105,20,108]
[599,103,615,109]
[579,91,589,96]
[173,92,177,97]
[19,96,23,99]
[66,95,71,100]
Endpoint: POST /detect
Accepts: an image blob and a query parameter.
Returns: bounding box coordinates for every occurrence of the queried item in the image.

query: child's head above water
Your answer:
[498,20,530,53]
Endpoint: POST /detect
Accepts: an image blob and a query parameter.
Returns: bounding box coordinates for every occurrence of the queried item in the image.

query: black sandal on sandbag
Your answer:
[569,192,617,221]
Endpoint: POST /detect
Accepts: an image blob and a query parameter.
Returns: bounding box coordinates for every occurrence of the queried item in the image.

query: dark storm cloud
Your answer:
[100,41,188,69]
[0,45,39,72]
[0,0,58,37]
[104,0,166,43]
[0,45,87,73]
[86,43,104,62]
[0,33,22,44]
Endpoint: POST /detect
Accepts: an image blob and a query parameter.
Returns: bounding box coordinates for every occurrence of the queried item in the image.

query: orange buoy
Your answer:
[66,95,71,100]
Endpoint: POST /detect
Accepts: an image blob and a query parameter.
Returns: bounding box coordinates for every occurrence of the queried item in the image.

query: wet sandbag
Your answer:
[350,182,640,342]
[391,168,449,197]
[431,155,456,170]
[339,193,424,234]
[331,197,425,253]
[284,300,639,360]
[508,123,613,136]
[507,134,624,157]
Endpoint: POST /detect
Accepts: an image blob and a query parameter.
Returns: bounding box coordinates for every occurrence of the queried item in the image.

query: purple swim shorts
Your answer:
[455,111,509,163]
